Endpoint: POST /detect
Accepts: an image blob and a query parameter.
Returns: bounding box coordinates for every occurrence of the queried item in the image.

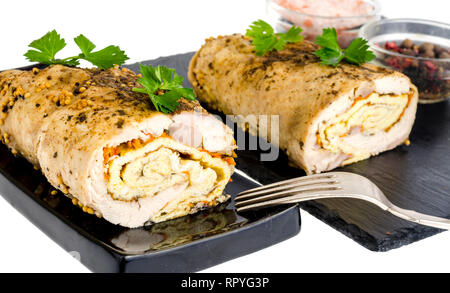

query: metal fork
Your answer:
[234,171,450,230]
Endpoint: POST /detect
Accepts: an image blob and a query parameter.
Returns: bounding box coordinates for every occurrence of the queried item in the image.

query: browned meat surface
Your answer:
[189,34,418,173]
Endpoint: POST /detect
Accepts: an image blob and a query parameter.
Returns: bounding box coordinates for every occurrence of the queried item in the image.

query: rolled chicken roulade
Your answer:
[0,65,236,228]
[188,34,419,174]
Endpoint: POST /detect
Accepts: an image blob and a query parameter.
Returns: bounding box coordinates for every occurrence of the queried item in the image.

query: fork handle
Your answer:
[237,191,450,230]
[387,205,450,230]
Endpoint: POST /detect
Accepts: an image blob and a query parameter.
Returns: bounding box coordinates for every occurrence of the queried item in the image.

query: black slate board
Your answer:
[0,62,301,272]
[129,52,450,252]
[0,143,300,272]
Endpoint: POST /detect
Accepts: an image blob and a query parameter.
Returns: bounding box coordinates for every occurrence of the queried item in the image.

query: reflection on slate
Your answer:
[0,146,273,253]
[128,53,450,252]
[0,137,296,255]
[111,205,245,253]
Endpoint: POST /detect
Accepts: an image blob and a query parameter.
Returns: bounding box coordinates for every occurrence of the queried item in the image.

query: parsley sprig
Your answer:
[245,21,374,66]
[133,64,196,114]
[313,28,375,66]
[24,30,129,69]
[245,20,304,56]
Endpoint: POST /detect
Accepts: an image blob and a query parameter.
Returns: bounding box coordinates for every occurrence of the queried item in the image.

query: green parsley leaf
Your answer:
[343,38,376,66]
[314,28,341,53]
[80,45,129,69]
[60,58,81,67]
[24,30,67,65]
[74,34,129,69]
[74,34,96,55]
[275,26,304,50]
[24,30,128,69]
[313,28,374,66]
[246,20,304,56]
[246,19,274,37]
[155,66,183,90]
[313,48,344,66]
[133,64,196,114]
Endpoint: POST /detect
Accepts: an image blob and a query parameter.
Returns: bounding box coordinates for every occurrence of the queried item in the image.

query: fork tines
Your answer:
[234,173,340,211]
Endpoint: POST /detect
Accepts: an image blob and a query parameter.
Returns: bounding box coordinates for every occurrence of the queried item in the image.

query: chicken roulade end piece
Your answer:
[188,35,418,174]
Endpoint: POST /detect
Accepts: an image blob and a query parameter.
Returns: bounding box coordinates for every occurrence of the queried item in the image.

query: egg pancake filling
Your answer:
[103,133,233,223]
[316,92,411,165]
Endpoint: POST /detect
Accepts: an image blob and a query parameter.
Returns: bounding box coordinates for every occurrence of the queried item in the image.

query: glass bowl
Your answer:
[359,18,450,103]
[266,0,381,48]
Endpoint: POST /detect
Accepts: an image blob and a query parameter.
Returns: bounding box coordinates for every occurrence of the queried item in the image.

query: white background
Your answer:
[0,0,448,273]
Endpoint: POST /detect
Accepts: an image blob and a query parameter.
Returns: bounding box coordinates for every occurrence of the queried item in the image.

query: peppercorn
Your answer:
[400,39,413,49]
[434,45,446,55]
[419,42,434,53]
[421,49,435,58]
[401,49,417,56]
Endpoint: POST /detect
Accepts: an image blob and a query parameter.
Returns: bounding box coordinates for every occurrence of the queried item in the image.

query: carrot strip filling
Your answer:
[102,132,234,180]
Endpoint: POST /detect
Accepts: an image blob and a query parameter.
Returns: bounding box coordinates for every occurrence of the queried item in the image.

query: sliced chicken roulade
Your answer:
[188,34,418,174]
[0,65,236,228]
